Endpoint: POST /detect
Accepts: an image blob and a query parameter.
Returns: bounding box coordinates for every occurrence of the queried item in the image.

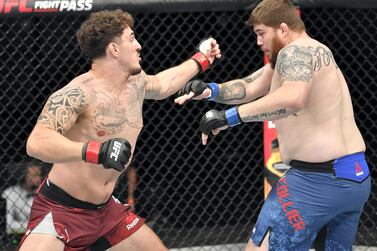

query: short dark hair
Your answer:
[76,9,134,60]
[246,0,305,31]
[20,159,43,184]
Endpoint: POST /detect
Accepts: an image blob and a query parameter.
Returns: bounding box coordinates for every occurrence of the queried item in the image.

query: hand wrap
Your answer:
[191,38,213,73]
[177,79,208,97]
[177,80,219,100]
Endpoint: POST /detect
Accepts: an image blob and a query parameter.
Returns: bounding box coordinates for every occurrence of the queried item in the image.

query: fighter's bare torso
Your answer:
[48,71,147,204]
[270,38,365,163]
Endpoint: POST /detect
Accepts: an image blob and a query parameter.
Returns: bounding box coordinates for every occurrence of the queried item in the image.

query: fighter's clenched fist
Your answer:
[82,138,131,172]
[199,107,242,145]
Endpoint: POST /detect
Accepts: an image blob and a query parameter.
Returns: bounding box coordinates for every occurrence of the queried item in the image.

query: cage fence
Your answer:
[0,6,376,251]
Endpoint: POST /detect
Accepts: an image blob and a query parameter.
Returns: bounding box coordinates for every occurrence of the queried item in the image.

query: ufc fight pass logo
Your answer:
[110,141,122,161]
[0,0,93,14]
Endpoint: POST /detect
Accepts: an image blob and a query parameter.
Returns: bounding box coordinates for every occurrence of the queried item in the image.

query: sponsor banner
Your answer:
[263,121,277,198]
[0,0,258,15]
[263,121,277,166]
[263,35,277,199]
[1,0,374,16]
[0,0,93,14]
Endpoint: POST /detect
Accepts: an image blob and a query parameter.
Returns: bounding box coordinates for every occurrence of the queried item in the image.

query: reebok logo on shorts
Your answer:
[126,217,140,230]
[355,162,364,176]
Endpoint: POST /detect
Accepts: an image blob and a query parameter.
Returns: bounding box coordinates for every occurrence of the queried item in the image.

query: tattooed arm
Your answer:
[174,64,274,106]
[26,86,89,163]
[214,64,273,105]
[238,45,313,122]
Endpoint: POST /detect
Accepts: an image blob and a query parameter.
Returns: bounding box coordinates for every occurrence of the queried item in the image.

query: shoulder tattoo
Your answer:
[308,46,339,71]
[277,45,313,83]
[38,87,87,134]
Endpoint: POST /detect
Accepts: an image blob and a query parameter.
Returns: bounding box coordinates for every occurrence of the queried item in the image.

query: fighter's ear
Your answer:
[279,23,289,36]
[108,42,119,57]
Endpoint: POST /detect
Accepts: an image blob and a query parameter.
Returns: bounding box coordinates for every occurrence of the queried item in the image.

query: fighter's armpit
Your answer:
[38,87,88,134]
[276,45,313,83]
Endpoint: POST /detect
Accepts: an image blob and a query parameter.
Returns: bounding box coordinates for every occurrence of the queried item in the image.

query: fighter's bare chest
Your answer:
[87,90,144,137]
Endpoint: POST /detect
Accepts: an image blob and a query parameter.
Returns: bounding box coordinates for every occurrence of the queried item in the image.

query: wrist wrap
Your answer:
[83,141,101,163]
[207,82,219,100]
[225,107,242,127]
[191,52,210,72]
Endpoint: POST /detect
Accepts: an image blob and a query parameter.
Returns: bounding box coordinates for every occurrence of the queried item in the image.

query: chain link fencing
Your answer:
[0,6,376,250]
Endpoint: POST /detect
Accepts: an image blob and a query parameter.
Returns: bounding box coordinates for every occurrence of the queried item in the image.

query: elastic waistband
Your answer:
[39,179,109,210]
[289,152,365,173]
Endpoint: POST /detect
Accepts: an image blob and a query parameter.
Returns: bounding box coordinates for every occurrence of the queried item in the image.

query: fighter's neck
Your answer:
[287,31,309,44]
[90,61,131,88]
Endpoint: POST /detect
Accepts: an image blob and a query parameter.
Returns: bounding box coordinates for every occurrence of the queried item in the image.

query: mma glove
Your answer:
[191,37,215,73]
[200,107,242,135]
[177,79,219,100]
[82,138,131,172]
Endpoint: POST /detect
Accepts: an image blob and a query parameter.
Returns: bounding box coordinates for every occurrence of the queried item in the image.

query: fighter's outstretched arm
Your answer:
[174,64,274,105]
[199,45,314,145]
[144,38,221,100]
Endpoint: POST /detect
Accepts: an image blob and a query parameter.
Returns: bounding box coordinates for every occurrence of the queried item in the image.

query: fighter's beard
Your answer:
[270,36,285,69]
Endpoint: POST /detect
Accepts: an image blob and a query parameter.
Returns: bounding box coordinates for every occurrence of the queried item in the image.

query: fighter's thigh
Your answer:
[252,173,326,250]
[110,224,167,251]
[19,233,65,251]
[325,211,362,251]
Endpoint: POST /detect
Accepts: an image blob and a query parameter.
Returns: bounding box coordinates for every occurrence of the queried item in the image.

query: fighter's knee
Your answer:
[19,233,65,251]
[245,233,269,251]
[245,239,255,251]
[245,239,261,251]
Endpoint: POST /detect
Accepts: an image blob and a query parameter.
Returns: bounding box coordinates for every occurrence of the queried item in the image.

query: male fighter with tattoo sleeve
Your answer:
[20,9,221,251]
[175,0,370,250]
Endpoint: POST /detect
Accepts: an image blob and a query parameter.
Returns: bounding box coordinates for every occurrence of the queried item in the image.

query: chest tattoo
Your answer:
[92,94,143,136]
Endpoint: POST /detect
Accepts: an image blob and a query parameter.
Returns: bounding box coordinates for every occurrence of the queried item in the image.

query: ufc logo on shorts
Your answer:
[110,141,122,161]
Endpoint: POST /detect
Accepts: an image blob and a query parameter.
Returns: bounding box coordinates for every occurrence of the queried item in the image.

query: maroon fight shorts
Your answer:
[19,179,144,251]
